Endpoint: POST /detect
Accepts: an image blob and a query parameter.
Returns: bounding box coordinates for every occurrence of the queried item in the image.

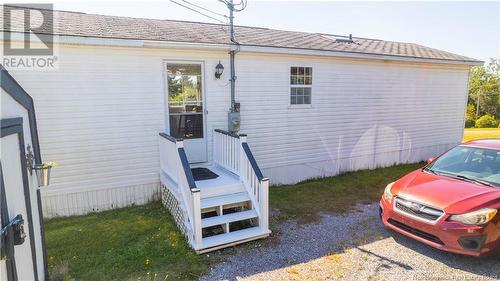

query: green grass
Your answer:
[45,202,208,281]
[463,128,500,142]
[45,163,424,280]
[269,162,423,222]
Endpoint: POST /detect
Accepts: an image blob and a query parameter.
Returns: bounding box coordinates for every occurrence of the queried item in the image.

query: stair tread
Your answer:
[201,227,270,249]
[192,165,245,198]
[202,209,257,228]
[194,166,240,188]
[201,192,251,209]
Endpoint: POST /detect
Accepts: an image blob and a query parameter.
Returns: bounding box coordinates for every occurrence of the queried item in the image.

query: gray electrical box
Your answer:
[228,102,241,133]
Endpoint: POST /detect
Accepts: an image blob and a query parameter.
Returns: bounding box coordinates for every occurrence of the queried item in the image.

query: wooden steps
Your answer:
[199,227,271,251]
[200,192,250,209]
[194,168,264,252]
[201,209,257,228]
[194,166,245,198]
[160,131,270,254]
[188,164,270,253]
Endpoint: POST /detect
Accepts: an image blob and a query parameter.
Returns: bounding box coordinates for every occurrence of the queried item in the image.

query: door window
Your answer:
[167,64,203,139]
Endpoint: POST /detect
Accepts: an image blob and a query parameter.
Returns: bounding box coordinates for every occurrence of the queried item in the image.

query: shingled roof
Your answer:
[1,5,481,64]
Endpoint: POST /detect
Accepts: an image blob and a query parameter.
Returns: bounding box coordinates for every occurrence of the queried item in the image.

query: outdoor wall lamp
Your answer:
[215,60,224,79]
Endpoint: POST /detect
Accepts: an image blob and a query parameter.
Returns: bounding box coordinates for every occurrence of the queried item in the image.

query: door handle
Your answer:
[0,214,26,258]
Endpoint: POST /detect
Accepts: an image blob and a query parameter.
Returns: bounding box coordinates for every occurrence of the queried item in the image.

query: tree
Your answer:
[475,114,498,128]
[468,59,500,119]
[465,104,476,128]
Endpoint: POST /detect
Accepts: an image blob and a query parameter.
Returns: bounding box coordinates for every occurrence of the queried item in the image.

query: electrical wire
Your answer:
[170,0,226,23]
[217,0,230,5]
[232,0,247,12]
[171,0,246,46]
[217,0,247,12]
[180,0,228,18]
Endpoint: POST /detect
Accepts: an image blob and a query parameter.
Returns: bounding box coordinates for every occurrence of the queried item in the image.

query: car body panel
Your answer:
[393,170,500,214]
[381,197,500,256]
[462,139,500,150]
[380,139,500,257]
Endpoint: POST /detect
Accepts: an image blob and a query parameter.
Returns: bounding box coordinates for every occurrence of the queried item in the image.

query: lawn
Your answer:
[45,162,423,280]
[270,162,423,222]
[463,128,500,142]
[45,202,209,281]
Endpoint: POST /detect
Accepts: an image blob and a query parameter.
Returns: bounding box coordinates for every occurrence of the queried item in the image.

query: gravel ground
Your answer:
[200,203,500,281]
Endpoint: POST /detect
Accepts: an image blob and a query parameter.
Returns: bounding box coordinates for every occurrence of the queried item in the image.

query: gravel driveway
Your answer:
[200,203,500,281]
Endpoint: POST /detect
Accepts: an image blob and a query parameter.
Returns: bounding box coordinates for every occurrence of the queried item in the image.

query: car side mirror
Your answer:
[426,157,435,164]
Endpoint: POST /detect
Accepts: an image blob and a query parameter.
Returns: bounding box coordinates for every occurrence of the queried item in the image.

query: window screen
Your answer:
[290,66,312,105]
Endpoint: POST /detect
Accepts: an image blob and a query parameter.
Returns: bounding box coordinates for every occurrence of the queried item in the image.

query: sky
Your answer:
[8,0,500,63]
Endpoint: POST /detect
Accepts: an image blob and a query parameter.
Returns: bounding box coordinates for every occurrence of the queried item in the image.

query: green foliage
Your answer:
[41,161,58,168]
[468,59,500,120]
[465,103,476,120]
[45,203,209,281]
[167,75,183,101]
[465,118,475,128]
[475,114,498,128]
[167,73,202,104]
[465,104,476,128]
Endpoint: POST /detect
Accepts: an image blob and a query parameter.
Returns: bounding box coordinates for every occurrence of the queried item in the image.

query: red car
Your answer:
[380,139,500,257]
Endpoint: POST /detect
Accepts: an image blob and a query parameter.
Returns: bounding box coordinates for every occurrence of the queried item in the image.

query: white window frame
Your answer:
[289,66,312,107]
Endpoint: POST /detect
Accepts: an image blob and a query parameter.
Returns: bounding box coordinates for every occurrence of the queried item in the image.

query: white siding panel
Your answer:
[7,46,231,216]
[5,45,470,215]
[235,54,469,184]
[264,142,456,184]
[41,182,160,217]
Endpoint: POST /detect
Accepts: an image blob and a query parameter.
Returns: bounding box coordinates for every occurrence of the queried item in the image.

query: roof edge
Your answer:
[1,31,484,66]
[238,44,483,66]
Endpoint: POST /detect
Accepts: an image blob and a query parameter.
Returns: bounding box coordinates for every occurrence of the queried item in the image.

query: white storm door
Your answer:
[166,62,207,163]
[0,131,36,281]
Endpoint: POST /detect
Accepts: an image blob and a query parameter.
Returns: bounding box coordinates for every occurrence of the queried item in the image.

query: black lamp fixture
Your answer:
[215,60,224,79]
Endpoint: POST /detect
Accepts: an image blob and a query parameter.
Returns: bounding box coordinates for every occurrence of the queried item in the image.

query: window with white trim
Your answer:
[290,66,312,105]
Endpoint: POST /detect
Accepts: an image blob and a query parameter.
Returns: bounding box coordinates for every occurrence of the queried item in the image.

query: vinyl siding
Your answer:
[6,46,232,216]
[237,54,468,167]
[235,53,468,183]
[4,44,469,216]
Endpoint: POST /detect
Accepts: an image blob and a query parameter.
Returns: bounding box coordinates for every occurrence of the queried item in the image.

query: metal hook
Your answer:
[26,145,34,175]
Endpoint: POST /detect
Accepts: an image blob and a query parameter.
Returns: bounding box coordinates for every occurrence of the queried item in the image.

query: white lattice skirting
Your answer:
[161,184,190,241]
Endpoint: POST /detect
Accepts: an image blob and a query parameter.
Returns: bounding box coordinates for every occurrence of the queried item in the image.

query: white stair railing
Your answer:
[213,129,240,174]
[159,133,202,248]
[213,130,269,231]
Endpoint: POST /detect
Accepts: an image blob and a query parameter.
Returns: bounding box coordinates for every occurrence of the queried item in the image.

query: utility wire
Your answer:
[218,0,246,9]
[216,0,247,44]
[218,0,247,11]
[170,0,226,23]
[181,0,228,18]
[232,0,247,12]
[171,0,246,46]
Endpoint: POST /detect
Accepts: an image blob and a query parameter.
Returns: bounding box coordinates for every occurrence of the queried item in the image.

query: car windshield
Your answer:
[426,146,500,187]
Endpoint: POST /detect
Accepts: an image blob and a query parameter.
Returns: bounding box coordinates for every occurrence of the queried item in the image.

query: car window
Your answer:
[470,150,483,162]
[429,146,500,187]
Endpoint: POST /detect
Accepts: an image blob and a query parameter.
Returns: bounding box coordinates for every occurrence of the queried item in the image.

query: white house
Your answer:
[1,6,481,252]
